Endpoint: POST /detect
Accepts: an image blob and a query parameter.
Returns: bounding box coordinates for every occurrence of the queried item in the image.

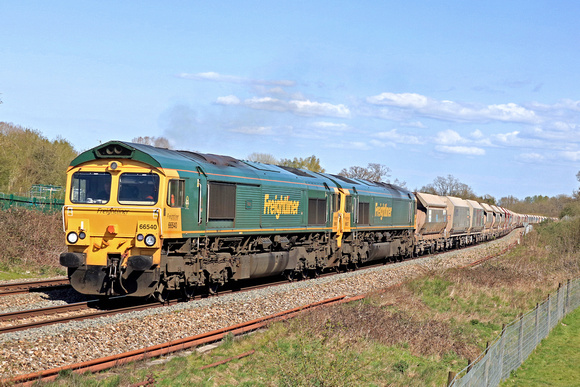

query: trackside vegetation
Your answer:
[0,208,66,279]
[38,217,580,386]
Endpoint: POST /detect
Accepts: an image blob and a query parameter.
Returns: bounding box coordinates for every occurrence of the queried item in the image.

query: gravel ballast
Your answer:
[0,231,522,378]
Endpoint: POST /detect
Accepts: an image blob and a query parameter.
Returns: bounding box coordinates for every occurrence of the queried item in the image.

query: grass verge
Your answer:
[501,306,580,386]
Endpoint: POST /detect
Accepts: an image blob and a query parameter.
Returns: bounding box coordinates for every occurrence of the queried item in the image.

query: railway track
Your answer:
[0,235,519,336]
[6,294,358,385]
[0,297,153,334]
[0,274,302,335]
[0,278,70,297]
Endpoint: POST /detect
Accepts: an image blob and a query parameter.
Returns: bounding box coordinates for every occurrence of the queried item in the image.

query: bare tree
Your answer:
[338,163,407,187]
[420,175,476,199]
[247,152,278,164]
[339,163,391,182]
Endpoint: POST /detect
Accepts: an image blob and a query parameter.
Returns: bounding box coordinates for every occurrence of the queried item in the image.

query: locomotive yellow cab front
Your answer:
[60,153,164,297]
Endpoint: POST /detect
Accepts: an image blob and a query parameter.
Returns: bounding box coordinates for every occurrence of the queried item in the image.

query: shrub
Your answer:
[0,208,65,274]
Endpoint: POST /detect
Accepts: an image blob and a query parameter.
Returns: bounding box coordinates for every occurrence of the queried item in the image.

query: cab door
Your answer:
[332,188,351,247]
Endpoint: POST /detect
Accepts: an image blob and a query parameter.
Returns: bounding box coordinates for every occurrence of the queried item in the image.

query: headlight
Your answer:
[137,234,144,241]
[67,232,79,244]
[79,232,86,240]
[144,234,156,246]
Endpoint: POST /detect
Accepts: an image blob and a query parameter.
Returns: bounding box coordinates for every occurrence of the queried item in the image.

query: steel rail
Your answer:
[459,241,520,269]
[7,294,360,386]
[0,298,165,334]
[0,278,69,297]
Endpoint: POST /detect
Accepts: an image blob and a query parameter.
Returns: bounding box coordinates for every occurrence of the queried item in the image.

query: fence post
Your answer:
[565,279,571,315]
[483,341,490,386]
[534,303,539,346]
[557,283,562,321]
[447,371,456,387]
[547,294,552,330]
[498,324,506,381]
[518,314,524,366]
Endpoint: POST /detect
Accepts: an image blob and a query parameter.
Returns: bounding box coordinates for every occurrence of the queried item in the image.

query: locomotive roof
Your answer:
[70,141,249,170]
[70,141,414,199]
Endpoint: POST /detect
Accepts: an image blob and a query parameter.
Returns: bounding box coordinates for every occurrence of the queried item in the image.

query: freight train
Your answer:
[59,141,546,301]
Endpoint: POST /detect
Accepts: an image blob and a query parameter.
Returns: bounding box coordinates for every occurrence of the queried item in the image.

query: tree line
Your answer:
[0,122,77,196]
[0,127,576,219]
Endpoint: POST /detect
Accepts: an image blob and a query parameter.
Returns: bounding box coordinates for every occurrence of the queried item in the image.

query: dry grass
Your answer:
[294,300,481,360]
[0,208,65,275]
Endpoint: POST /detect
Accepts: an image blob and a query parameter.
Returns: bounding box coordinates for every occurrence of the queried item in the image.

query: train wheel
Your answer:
[181,285,195,300]
[208,282,220,295]
[154,285,168,304]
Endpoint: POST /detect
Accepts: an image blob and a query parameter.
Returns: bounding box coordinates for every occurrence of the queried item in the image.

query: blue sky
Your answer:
[2,1,580,200]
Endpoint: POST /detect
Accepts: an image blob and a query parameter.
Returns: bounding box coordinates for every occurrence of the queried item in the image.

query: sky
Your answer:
[1,1,580,200]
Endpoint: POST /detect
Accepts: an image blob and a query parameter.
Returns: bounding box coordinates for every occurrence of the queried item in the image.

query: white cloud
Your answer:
[471,129,484,139]
[493,131,520,144]
[178,72,296,87]
[216,95,240,105]
[529,99,580,112]
[435,129,466,145]
[216,96,351,118]
[550,121,577,131]
[326,141,370,150]
[561,151,580,161]
[230,126,274,135]
[375,129,422,145]
[367,92,430,109]
[436,145,486,155]
[517,153,545,163]
[368,139,396,148]
[311,122,349,132]
[243,97,289,112]
[484,103,537,123]
[367,92,539,124]
[290,100,351,117]
[402,121,427,128]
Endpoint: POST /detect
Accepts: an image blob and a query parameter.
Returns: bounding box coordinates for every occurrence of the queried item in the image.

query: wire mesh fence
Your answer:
[449,278,580,387]
[0,192,63,213]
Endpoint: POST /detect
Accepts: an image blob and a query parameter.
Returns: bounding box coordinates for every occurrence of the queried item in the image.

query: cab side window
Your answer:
[167,179,185,207]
